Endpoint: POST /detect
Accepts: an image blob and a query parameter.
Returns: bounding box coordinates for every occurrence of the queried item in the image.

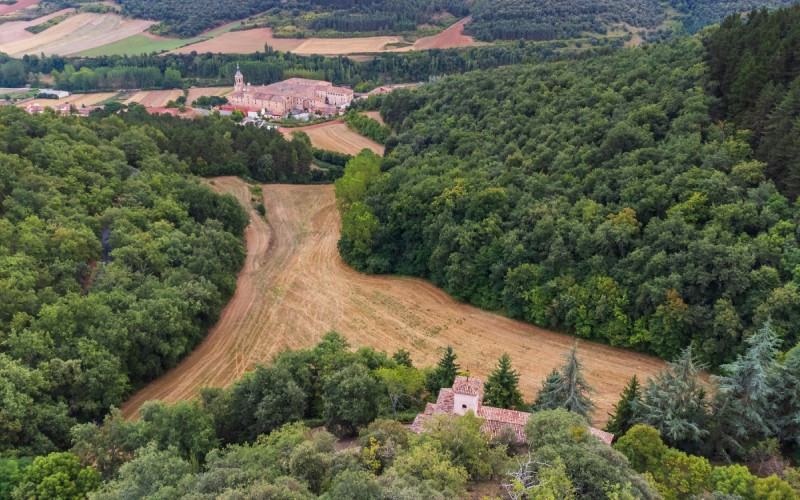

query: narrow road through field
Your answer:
[121,178,666,422]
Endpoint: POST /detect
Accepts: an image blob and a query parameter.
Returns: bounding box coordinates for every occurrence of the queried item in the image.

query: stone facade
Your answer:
[411,376,614,445]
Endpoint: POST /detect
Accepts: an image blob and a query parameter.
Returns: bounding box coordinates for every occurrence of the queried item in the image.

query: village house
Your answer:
[411,375,614,445]
[227,64,353,118]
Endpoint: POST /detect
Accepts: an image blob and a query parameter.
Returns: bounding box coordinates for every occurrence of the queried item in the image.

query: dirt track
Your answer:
[121,178,665,423]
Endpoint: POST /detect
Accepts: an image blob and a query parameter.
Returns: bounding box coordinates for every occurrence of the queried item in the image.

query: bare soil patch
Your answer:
[409,17,478,50]
[0,13,154,56]
[121,179,666,423]
[292,35,403,55]
[279,119,384,156]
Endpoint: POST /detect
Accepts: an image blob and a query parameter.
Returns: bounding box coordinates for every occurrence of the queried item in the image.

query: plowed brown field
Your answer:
[121,178,666,423]
[0,0,37,16]
[408,17,478,50]
[278,119,384,156]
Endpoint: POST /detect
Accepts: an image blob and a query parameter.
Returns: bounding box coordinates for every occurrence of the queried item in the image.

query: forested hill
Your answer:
[465,0,800,41]
[114,0,467,38]
[339,36,800,368]
[705,5,800,198]
[0,106,248,455]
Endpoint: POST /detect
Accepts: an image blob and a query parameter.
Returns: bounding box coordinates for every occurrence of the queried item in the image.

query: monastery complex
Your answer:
[227,64,354,117]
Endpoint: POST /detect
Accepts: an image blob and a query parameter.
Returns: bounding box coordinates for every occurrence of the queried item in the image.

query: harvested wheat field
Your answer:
[170,27,303,55]
[121,178,666,423]
[0,13,154,56]
[186,86,232,105]
[279,119,384,156]
[293,35,403,55]
[362,110,385,125]
[0,8,72,44]
[122,89,183,107]
[0,0,37,16]
[408,16,478,50]
[17,92,117,108]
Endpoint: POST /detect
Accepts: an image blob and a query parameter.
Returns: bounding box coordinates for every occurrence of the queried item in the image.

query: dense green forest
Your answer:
[338,36,800,368]
[466,0,665,41]
[101,104,319,182]
[465,0,800,41]
[705,5,800,198]
[3,334,799,498]
[110,0,467,38]
[0,105,252,456]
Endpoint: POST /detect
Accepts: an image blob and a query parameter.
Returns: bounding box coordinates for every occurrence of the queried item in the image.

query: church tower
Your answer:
[234,63,244,92]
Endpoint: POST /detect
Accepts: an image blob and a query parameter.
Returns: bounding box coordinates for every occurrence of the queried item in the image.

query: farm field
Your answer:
[17,91,118,107]
[169,17,479,55]
[0,0,37,16]
[121,178,666,422]
[76,19,242,56]
[0,12,154,56]
[0,8,72,44]
[279,119,384,156]
[74,33,201,57]
[122,88,183,107]
[362,110,385,125]
[405,16,479,50]
[186,86,232,105]
[169,27,303,54]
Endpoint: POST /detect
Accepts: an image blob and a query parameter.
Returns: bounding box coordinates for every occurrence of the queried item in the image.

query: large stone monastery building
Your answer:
[228,64,354,117]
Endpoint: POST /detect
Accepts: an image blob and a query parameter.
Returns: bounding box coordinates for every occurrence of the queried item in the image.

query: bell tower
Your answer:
[234,63,244,92]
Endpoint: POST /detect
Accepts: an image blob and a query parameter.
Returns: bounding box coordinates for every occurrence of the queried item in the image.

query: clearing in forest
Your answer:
[121,178,666,423]
[405,16,479,50]
[279,119,384,156]
[0,13,154,56]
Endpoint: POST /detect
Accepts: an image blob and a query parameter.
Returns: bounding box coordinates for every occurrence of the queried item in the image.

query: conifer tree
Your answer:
[638,345,708,452]
[773,345,800,450]
[605,375,642,438]
[709,321,779,459]
[427,346,460,394]
[483,353,524,410]
[531,369,565,412]
[560,343,595,423]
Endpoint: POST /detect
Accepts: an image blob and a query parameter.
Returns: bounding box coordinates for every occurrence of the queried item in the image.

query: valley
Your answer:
[121,177,665,423]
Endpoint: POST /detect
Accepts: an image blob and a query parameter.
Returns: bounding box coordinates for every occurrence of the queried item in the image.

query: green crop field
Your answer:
[74,21,241,57]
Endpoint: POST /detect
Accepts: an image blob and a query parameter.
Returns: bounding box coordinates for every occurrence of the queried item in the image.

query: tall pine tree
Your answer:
[773,344,800,451]
[532,368,565,412]
[638,345,708,452]
[605,375,642,438]
[426,346,460,394]
[560,343,595,423]
[709,321,779,460]
[483,353,524,410]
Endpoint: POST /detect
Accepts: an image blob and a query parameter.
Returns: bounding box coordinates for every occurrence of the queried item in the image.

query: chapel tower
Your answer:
[234,63,244,92]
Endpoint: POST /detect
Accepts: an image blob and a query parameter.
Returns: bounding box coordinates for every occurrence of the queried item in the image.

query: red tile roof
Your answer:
[452,376,483,397]
[411,377,614,446]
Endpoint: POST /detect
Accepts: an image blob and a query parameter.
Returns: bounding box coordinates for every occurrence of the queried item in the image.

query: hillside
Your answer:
[341,37,800,368]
